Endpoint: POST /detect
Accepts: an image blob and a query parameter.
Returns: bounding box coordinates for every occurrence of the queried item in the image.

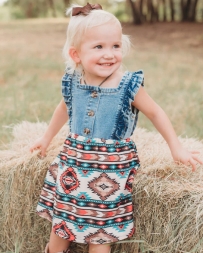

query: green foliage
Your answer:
[8,0,49,18]
[10,6,26,19]
[109,1,131,22]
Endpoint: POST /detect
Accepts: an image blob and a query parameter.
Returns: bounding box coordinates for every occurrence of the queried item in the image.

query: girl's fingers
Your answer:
[189,151,203,166]
[30,146,36,152]
[192,155,203,165]
[37,148,46,159]
[189,158,196,172]
[40,148,46,157]
[173,149,202,172]
[30,145,40,152]
[191,150,200,154]
[191,151,203,161]
[188,154,203,172]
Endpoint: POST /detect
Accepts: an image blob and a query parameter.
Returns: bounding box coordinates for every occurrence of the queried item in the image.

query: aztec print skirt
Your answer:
[36,133,140,244]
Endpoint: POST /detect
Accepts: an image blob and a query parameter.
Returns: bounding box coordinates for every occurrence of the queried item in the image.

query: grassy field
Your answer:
[0,19,203,147]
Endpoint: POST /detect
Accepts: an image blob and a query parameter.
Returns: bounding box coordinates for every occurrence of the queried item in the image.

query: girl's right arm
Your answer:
[132,87,203,171]
[30,99,68,157]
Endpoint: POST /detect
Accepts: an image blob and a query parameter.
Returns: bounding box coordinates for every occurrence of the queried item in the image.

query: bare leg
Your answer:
[48,230,71,253]
[89,244,111,253]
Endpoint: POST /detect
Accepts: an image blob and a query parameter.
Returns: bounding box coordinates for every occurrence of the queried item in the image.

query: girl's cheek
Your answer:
[117,53,122,61]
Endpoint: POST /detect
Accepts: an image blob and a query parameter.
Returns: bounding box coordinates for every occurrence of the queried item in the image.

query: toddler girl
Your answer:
[30,3,202,253]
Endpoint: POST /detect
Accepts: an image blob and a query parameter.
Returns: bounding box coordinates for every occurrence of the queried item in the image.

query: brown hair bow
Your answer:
[72,2,102,16]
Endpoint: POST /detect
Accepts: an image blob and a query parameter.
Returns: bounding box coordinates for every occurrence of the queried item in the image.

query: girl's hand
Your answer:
[30,136,51,158]
[171,147,203,172]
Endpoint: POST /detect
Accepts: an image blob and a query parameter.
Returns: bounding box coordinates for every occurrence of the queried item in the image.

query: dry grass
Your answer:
[0,122,203,253]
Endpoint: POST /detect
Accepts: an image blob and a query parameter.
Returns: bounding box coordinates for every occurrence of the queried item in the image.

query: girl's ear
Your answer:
[69,47,81,63]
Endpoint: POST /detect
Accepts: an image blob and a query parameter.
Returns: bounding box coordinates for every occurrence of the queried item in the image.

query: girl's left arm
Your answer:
[132,87,203,171]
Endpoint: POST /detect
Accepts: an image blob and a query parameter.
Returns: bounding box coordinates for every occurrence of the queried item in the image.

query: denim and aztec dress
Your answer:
[36,70,144,244]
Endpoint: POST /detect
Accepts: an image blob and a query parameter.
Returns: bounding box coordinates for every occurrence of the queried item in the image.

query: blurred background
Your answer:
[0,0,203,146]
[0,0,203,22]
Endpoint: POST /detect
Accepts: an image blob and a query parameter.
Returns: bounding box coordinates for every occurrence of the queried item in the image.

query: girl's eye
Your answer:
[113,44,120,48]
[95,45,102,49]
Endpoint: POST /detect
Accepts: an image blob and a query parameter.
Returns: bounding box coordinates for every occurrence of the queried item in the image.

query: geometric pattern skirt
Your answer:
[36,133,140,244]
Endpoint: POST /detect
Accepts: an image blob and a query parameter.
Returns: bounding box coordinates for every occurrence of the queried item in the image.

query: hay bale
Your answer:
[0,121,203,253]
[132,130,203,253]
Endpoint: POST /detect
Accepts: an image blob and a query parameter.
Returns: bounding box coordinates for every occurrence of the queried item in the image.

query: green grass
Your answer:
[0,20,203,146]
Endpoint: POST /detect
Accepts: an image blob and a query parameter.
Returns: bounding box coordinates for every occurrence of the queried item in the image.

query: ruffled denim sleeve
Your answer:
[128,70,144,103]
[111,70,144,139]
[61,72,73,127]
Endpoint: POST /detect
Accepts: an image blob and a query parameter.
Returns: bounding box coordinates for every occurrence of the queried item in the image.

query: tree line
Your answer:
[7,0,203,23]
[128,0,202,24]
[7,0,70,18]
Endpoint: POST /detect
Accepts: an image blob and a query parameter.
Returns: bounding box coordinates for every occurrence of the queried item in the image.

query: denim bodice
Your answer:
[62,70,144,140]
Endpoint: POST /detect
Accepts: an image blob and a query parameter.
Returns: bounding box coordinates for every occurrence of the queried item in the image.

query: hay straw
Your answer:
[0,122,203,253]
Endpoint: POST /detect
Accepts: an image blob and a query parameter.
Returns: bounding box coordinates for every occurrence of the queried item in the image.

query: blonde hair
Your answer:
[63,5,131,74]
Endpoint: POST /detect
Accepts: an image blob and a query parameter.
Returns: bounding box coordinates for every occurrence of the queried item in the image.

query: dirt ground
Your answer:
[124,22,203,52]
[1,19,203,57]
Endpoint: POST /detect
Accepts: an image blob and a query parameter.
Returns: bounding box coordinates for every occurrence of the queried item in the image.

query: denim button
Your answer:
[91,91,98,98]
[88,110,95,116]
[84,128,90,134]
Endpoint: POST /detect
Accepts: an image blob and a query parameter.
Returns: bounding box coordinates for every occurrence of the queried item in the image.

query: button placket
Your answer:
[83,91,100,137]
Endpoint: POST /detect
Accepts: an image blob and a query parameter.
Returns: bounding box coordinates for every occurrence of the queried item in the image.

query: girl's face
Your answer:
[71,21,123,82]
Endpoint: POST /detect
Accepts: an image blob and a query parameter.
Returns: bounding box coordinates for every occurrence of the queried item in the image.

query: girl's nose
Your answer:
[103,51,114,59]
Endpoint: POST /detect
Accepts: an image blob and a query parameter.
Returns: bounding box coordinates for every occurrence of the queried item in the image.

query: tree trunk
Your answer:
[181,0,186,21]
[63,0,70,8]
[147,0,151,22]
[26,1,33,18]
[185,0,192,20]
[181,0,192,21]
[169,0,175,21]
[148,0,158,22]
[162,0,167,21]
[154,0,159,21]
[127,0,142,24]
[190,0,199,21]
[139,0,146,22]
